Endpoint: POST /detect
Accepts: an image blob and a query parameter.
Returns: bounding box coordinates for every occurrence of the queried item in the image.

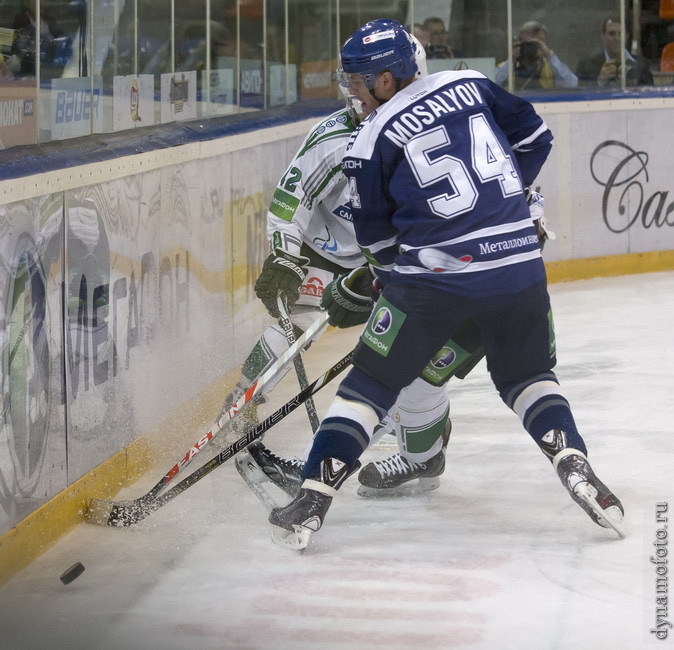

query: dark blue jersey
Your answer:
[342,70,553,297]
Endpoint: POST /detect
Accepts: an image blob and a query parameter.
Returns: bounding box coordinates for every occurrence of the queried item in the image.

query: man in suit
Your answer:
[577,16,653,87]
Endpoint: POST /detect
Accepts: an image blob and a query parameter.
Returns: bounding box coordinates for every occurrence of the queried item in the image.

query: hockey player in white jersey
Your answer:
[226,37,486,498]
[268,19,624,549]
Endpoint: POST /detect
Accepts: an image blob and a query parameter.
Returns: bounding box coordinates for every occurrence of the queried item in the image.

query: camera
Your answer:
[518,41,539,65]
[429,44,450,57]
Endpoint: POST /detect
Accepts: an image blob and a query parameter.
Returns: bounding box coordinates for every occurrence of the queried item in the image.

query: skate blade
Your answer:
[356,476,441,499]
[270,524,313,552]
[574,483,625,539]
[235,451,270,484]
[235,453,284,513]
[236,449,301,499]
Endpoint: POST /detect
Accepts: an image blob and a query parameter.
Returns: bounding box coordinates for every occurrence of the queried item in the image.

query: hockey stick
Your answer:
[86,349,353,526]
[276,296,320,433]
[85,311,329,526]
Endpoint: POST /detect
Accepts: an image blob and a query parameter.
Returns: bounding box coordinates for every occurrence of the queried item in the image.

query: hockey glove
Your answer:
[320,266,374,328]
[526,189,556,250]
[255,248,309,317]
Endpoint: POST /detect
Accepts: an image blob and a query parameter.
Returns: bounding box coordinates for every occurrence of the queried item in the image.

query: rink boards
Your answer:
[0,96,673,583]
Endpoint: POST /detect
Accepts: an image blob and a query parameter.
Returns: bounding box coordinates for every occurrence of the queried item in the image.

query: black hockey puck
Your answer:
[59,561,85,584]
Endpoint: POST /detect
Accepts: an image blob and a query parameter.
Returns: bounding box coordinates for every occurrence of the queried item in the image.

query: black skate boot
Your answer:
[269,457,359,550]
[357,420,451,498]
[247,442,304,497]
[553,448,625,538]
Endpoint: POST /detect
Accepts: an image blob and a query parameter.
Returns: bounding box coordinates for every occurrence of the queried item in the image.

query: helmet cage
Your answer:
[337,62,366,118]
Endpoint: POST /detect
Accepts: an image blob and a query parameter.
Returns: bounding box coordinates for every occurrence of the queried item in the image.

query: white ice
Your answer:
[1,272,673,650]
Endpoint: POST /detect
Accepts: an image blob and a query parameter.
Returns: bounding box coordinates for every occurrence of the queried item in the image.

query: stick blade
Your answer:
[85,498,150,527]
[85,498,116,526]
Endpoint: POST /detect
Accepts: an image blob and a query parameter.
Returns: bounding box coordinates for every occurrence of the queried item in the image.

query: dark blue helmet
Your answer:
[340,19,418,89]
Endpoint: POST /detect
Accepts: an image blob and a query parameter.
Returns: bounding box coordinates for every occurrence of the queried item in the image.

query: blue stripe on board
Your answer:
[0,98,343,182]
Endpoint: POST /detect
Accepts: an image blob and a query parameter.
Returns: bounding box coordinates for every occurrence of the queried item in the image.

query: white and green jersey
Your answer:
[267,109,365,271]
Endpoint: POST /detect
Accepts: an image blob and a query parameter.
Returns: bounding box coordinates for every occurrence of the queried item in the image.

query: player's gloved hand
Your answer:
[321,266,374,328]
[526,189,556,250]
[254,248,309,317]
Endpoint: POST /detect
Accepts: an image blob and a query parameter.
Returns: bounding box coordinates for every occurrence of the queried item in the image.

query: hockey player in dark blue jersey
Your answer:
[269,19,624,549]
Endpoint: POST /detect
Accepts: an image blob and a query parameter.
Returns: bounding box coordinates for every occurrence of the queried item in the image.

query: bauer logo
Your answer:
[431,347,457,369]
[372,49,395,60]
[54,88,100,124]
[362,299,405,357]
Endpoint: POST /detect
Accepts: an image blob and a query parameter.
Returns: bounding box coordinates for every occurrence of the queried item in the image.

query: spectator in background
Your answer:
[423,16,460,59]
[8,0,70,78]
[496,20,577,90]
[411,23,430,53]
[576,17,653,87]
[0,58,13,80]
[142,20,250,74]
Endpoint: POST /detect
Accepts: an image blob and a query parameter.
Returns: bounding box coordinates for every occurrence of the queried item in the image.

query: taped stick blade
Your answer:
[85,498,116,526]
[86,498,151,527]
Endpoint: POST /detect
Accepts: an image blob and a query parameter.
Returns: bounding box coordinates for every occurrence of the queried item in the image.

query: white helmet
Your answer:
[410,33,428,79]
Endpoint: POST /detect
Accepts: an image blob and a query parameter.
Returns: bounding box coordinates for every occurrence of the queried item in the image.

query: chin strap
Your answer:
[369,88,387,105]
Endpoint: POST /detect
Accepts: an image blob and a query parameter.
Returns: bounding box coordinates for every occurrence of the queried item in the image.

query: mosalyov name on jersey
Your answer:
[384,80,485,147]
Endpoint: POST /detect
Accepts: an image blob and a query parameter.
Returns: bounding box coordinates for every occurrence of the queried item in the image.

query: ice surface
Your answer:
[1,272,672,650]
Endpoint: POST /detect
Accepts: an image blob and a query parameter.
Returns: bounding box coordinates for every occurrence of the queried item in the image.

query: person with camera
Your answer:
[496,20,577,91]
[576,17,653,88]
[422,16,461,59]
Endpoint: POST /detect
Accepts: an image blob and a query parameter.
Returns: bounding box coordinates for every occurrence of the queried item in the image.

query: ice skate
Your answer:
[553,449,625,538]
[357,420,451,498]
[268,457,358,550]
[246,441,304,497]
[269,487,332,551]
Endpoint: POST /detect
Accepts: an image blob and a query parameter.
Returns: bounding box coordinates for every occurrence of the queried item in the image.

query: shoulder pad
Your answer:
[299,109,356,157]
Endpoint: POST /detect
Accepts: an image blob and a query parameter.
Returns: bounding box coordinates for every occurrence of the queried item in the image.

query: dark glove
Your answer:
[320,266,374,328]
[254,248,309,317]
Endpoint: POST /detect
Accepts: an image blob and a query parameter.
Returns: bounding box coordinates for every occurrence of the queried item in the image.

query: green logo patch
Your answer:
[547,308,556,357]
[421,342,471,386]
[361,297,406,357]
[269,188,299,222]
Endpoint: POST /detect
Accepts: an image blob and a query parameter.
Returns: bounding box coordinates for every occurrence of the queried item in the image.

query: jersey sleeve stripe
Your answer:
[395,249,542,275]
[303,163,342,210]
[511,122,550,151]
[400,218,534,250]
